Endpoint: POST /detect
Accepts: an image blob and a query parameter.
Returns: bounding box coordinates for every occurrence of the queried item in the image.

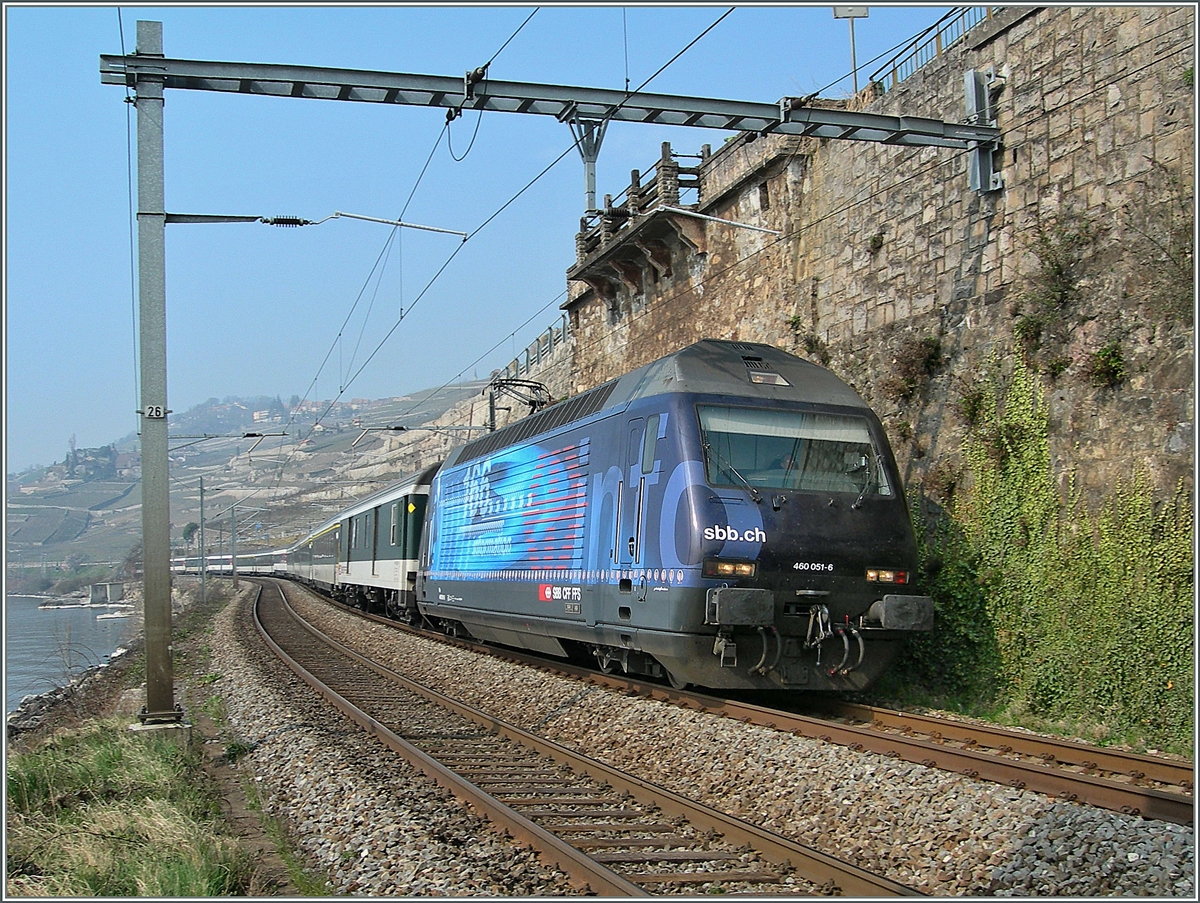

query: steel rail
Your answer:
[410,631,1196,826]
[250,583,646,896]
[265,579,919,897]
[276,582,1194,826]
[424,627,1197,826]
[824,701,1195,790]
[588,682,1195,827]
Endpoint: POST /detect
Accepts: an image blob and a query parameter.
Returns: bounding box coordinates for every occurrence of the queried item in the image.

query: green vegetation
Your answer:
[1044,355,1071,381]
[1021,217,1095,314]
[1012,313,1044,359]
[5,718,255,896]
[195,688,329,896]
[786,317,831,366]
[1124,161,1194,326]
[882,335,943,401]
[1008,212,1096,378]
[7,560,123,597]
[5,581,328,897]
[884,357,1194,753]
[1085,340,1126,389]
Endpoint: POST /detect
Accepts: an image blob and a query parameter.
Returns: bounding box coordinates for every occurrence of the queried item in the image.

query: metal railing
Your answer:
[498,313,571,380]
[868,6,999,93]
[574,141,706,265]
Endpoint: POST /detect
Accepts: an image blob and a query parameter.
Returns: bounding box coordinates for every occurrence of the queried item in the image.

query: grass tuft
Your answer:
[5,717,255,896]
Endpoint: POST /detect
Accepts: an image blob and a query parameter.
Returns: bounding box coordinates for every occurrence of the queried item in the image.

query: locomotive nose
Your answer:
[687,489,934,690]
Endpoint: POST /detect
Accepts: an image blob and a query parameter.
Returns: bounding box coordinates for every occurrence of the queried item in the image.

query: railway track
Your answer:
[252,578,918,897]
[574,676,1194,829]
[814,701,1195,823]
[311,588,1194,829]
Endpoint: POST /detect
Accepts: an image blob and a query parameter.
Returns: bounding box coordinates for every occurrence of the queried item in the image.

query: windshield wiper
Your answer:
[702,440,762,504]
[851,455,880,510]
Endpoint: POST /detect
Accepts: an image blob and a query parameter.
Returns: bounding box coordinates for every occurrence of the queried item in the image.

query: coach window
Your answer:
[391,503,400,547]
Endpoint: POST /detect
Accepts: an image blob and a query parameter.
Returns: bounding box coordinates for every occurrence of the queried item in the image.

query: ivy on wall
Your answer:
[889,355,1194,751]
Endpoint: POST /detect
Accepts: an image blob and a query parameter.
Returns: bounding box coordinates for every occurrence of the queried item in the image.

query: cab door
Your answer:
[618,419,644,570]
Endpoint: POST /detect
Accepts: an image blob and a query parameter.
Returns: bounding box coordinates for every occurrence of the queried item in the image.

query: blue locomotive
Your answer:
[178,339,933,692]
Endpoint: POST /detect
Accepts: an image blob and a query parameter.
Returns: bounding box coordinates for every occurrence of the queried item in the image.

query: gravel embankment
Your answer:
[213,588,1195,897]
[207,591,581,896]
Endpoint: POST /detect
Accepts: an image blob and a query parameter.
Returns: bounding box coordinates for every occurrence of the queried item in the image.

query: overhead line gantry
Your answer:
[101,47,1004,211]
[101,18,1003,729]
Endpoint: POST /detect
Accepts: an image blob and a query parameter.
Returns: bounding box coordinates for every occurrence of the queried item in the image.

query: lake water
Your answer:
[5,595,139,715]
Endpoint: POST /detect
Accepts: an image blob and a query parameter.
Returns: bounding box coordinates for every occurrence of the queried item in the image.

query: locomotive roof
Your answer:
[613,339,869,408]
[446,340,870,469]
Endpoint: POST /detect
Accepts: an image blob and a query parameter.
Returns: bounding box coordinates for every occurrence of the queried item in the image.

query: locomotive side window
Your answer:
[697,405,892,496]
[641,414,660,475]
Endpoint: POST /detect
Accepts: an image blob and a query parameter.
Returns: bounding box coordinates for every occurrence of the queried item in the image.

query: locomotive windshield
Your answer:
[697,405,893,496]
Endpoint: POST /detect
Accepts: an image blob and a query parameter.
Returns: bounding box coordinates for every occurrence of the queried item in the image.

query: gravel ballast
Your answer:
[210,586,1194,896]
[208,590,581,895]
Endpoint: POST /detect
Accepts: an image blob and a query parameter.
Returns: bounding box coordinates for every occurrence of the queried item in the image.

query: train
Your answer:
[176,339,933,692]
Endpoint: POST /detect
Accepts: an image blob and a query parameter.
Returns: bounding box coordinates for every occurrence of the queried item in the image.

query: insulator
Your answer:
[267,216,307,227]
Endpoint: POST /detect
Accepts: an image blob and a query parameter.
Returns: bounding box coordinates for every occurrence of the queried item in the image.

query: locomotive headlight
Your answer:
[703,559,757,579]
[866,568,910,584]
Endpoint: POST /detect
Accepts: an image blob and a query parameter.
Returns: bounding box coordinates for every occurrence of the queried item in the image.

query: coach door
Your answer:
[365,509,377,577]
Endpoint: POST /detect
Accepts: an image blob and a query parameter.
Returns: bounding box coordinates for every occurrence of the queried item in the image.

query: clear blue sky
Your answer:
[5,3,953,474]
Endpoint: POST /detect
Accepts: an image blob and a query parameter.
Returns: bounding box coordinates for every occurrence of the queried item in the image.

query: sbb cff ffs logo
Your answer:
[704,525,768,542]
[539,585,582,602]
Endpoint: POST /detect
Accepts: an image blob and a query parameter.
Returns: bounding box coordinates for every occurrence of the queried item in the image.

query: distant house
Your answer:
[115,453,138,477]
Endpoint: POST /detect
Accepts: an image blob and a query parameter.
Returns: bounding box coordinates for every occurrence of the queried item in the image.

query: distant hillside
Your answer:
[169,395,292,436]
[5,382,486,565]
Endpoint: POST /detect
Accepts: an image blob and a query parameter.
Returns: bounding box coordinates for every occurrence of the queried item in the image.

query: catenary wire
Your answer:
[335,5,737,398]
[294,8,735,430]
[484,7,540,71]
[307,10,543,434]
[257,8,1181,520]
[267,11,926,457]
[810,7,961,98]
[623,7,631,92]
[118,8,140,435]
[376,21,1195,446]
[257,8,737,497]
[448,7,540,163]
[272,122,449,443]
[174,7,732,539]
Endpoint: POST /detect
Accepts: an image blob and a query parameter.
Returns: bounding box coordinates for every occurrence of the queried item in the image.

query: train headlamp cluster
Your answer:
[865,568,910,584]
[703,559,758,579]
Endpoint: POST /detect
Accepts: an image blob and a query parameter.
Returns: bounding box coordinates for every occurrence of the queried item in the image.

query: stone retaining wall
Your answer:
[562,5,1194,503]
